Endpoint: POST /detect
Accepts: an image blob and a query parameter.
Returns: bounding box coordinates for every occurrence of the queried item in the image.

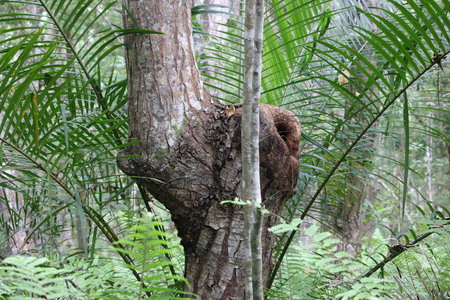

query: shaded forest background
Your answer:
[0,0,449,299]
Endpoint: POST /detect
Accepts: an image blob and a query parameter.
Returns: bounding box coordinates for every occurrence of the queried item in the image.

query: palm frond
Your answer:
[0,0,174,286]
[266,0,450,286]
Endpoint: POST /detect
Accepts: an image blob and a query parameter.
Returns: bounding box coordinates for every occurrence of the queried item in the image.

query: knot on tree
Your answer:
[231,103,301,211]
[116,102,301,252]
[259,104,301,208]
[264,104,301,159]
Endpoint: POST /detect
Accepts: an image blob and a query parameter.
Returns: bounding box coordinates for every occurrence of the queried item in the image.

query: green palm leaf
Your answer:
[0,0,168,289]
[269,0,450,285]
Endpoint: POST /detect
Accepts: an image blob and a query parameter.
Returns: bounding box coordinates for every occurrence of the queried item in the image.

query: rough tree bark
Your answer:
[117,1,300,298]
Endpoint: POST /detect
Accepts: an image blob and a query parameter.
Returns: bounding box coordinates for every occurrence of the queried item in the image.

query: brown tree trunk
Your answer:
[117,1,300,298]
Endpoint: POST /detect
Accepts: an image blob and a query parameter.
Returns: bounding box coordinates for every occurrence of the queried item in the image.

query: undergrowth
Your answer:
[267,212,450,300]
[1,209,448,299]
[0,217,196,300]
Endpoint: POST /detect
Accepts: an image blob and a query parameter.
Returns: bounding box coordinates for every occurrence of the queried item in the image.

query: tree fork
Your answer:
[117,1,300,298]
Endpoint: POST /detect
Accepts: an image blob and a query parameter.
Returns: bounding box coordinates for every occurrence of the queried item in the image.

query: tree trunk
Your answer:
[117,1,300,298]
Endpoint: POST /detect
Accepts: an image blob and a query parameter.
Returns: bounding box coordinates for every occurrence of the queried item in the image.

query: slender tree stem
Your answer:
[242,0,265,298]
[243,0,257,296]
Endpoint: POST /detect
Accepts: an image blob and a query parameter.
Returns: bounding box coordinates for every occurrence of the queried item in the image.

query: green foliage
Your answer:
[0,256,74,300]
[0,0,130,255]
[0,0,449,299]
[268,218,303,234]
[0,218,194,299]
[221,197,271,214]
[336,278,398,300]
[267,210,450,299]
[0,0,185,296]
[260,0,450,287]
[113,217,194,298]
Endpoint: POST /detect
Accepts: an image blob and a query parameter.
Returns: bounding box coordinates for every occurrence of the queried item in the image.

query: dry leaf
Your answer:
[338,69,350,85]
[225,105,235,117]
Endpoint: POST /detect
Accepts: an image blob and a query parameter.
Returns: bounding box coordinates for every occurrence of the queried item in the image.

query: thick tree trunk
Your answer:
[117,1,300,298]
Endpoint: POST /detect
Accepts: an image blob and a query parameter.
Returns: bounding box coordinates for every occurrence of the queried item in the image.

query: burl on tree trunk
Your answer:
[117,1,300,298]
